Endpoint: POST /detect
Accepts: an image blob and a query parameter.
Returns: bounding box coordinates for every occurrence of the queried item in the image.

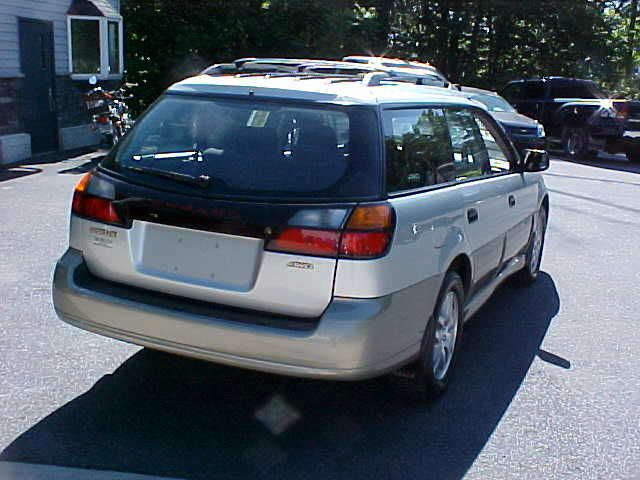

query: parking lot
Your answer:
[0,152,639,479]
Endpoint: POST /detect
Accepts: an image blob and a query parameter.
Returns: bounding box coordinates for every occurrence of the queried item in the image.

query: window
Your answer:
[444,108,490,180]
[501,83,523,102]
[67,16,123,77]
[383,108,455,192]
[70,19,100,74]
[523,81,546,100]
[468,93,516,113]
[549,82,604,99]
[104,96,381,201]
[472,112,513,173]
[108,21,120,74]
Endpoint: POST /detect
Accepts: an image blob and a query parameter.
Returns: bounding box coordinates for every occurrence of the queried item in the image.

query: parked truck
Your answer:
[500,77,640,163]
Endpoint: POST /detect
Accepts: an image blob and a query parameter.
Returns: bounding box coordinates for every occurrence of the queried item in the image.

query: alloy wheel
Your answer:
[432,290,459,380]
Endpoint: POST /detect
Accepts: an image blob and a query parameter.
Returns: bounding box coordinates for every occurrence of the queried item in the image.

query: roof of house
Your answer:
[68,0,120,18]
[168,74,477,107]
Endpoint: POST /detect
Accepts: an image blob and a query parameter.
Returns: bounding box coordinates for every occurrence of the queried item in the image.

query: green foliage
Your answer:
[122,0,640,110]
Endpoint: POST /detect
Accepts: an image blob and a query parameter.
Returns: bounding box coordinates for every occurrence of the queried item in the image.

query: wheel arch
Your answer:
[541,194,549,215]
[447,254,472,298]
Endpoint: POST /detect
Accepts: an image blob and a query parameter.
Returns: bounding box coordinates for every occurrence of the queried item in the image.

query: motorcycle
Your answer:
[84,75,136,146]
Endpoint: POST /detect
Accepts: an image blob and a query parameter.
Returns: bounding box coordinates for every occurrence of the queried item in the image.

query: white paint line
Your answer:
[0,462,186,480]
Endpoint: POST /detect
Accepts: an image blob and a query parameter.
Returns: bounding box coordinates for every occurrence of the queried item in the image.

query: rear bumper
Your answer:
[53,248,430,380]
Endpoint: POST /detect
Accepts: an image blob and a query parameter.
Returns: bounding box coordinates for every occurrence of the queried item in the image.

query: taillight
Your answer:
[267,227,340,257]
[71,172,124,226]
[339,204,395,259]
[266,203,395,259]
[96,115,110,124]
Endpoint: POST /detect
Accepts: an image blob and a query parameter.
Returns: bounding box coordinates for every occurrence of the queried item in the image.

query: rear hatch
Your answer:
[71,93,382,318]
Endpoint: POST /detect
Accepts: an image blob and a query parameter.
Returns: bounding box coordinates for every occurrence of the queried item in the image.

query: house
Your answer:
[0,0,123,165]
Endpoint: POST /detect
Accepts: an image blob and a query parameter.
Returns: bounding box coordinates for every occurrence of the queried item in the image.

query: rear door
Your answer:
[76,95,382,318]
[515,80,547,122]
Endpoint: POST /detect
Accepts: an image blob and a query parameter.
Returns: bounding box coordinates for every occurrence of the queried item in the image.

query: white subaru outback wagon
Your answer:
[53,72,549,400]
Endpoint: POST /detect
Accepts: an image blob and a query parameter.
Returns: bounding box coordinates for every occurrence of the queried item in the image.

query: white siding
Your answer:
[0,0,120,78]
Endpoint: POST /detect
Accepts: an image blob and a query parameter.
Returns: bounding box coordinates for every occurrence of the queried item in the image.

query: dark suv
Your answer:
[501,77,640,163]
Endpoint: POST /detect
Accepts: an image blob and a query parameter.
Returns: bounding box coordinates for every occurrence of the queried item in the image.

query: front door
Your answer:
[19,18,58,154]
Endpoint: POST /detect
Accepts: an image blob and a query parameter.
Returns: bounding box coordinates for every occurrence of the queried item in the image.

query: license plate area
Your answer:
[133,222,262,291]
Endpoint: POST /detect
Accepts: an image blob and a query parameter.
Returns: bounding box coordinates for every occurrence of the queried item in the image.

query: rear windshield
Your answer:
[469,93,516,113]
[101,95,381,201]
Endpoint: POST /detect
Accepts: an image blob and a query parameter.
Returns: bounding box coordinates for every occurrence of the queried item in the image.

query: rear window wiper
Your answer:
[132,150,203,162]
[122,164,210,188]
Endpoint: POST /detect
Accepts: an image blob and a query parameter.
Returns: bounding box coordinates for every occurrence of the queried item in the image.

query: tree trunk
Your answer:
[627,0,638,76]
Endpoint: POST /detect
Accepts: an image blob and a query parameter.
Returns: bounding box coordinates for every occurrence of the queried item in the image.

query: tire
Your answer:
[513,207,547,286]
[626,150,640,164]
[562,127,597,160]
[392,271,464,402]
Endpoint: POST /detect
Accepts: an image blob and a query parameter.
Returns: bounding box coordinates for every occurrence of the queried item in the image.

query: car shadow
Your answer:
[1,273,560,480]
[0,166,41,183]
[552,151,640,174]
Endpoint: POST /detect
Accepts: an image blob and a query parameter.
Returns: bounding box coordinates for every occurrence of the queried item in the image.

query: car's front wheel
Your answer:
[563,127,597,160]
[514,206,547,286]
[393,271,464,402]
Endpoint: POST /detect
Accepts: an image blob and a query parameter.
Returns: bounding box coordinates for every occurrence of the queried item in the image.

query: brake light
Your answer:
[339,204,394,258]
[71,172,124,226]
[266,204,395,259]
[268,228,340,257]
[96,115,110,124]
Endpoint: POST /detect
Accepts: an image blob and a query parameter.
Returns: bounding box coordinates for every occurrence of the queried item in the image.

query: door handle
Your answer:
[48,87,55,112]
[467,208,479,223]
[508,195,516,208]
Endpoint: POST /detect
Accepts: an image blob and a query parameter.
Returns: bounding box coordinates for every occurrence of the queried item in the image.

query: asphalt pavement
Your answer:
[0,152,638,479]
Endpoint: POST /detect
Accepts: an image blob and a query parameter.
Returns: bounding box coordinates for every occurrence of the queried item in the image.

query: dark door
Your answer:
[513,80,547,122]
[19,18,58,153]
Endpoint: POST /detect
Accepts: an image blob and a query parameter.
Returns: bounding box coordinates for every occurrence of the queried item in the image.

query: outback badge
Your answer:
[286,261,314,270]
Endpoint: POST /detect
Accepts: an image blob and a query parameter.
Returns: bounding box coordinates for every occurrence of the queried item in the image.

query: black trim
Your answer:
[386,171,515,199]
[73,262,319,331]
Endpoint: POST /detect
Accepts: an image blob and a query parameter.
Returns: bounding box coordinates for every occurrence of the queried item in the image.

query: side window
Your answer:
[549,82,596,99]
[472,112,513,173]
[501,83,522,103]
[383,108,454,192]
[523,81,546,100]
[444,108,490,180]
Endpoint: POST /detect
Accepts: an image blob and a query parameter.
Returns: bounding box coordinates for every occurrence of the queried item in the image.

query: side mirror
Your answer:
[88,75,98,86]
[521,149,549,172]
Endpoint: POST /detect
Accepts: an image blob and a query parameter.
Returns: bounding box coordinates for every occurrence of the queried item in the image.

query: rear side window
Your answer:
[501,83,523,102]
[383,108,455,192]
[549,82,603,99]
[523,81,546,100]
[102,95,381,201]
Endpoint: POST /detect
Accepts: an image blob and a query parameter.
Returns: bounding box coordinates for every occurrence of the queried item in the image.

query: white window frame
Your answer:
[67,15,124,80]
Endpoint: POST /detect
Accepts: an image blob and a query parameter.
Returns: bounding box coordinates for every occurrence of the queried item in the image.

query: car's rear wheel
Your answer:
[563,127,597,160]
[392,271,464,402]
[514,206,547,286]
